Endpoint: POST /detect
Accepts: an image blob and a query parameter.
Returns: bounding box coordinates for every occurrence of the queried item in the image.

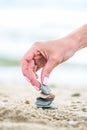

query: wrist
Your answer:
[66,24,87,51]
[77,24,87,49]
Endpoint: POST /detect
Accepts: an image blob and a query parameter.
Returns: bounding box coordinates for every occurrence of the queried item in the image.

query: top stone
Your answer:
[40,84,51,95]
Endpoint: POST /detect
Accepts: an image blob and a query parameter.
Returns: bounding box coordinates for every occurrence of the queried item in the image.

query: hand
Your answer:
[21,37,78,90]
[21,24,87,90]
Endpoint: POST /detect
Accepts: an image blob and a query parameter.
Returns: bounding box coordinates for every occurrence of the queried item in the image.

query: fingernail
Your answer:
[33,86,40,91]
[43,77,48,85]
[25,77,30,82]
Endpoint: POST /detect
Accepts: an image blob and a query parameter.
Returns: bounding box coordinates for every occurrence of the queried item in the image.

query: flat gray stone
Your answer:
[35,97,53,107]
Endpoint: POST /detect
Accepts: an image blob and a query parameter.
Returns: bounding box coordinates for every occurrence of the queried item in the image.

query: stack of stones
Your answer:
[35,84,57,109]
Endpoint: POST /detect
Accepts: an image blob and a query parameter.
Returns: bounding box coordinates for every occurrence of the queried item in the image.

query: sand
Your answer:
[0,83,87,130]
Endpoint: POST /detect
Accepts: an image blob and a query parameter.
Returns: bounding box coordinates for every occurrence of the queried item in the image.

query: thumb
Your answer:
[41,58,57,85]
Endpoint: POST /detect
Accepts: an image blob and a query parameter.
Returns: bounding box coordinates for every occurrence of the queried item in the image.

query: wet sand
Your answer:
[0,83,87,130]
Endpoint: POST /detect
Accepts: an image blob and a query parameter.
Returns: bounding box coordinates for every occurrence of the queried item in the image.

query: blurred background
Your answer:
[0,0,87,87]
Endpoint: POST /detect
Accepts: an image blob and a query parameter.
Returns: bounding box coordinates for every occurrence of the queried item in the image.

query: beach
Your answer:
[0,83,87,130]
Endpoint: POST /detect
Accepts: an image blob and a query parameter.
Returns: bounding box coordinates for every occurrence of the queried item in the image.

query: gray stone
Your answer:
[35,97,53,107]
[40,84,51,95]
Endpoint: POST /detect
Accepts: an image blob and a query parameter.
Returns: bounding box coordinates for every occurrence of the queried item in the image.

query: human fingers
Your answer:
[21,57,40,90]
[41,56,59,85]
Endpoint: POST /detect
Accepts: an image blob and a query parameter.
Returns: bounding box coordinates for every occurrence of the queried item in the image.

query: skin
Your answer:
[21,24,87,90]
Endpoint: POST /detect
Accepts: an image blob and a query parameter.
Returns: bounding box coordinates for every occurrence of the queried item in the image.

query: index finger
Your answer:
[21,47,36,75]
[21,49,41,90]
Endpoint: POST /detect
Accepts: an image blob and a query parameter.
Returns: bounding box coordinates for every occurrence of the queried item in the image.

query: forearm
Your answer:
[65,24,87,51]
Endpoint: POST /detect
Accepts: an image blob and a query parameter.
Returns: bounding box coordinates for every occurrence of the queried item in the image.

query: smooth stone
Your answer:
[40,92,55,99]
[35,97,54,107]
[40,84,51,95]
[71,93,80,97]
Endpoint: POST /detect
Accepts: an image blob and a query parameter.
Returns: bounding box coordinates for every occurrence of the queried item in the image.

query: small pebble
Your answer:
[82,108,87,112]
[40,84,51,95]
[71,93,80,97]
[40,92,55,99]
[25,100,30,104]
